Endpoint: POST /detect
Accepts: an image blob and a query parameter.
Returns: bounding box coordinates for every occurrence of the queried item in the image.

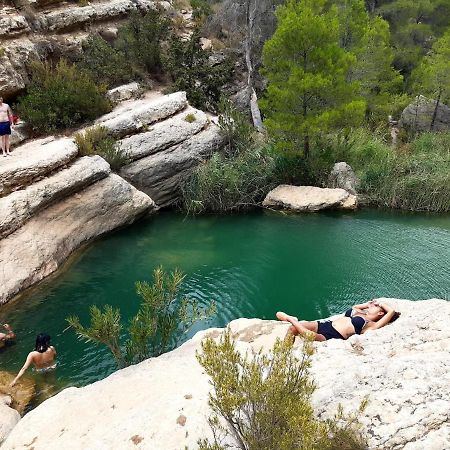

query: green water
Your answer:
[1,210,449,403]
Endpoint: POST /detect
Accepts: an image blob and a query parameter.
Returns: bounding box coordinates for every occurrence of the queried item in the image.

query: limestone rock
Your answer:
[94,91,188,138]
[399,95,450,132]
[3,299,449,450]
[10,123,31,148]
[0,137,78,197]
[0,156,111,238]
[0,13,29,37]
[106,82,144,105]
[120,107,208,162]
[0,55,26,99]
[120,126,224,207]
[328,162,359,195]
[0,405,20,446]
[263,185,358,212]
[0,174,155,304]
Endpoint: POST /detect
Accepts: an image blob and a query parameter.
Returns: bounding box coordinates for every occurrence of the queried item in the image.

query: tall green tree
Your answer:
[260,0,365,157]
[411,28,450,130]
[351,16,404,123]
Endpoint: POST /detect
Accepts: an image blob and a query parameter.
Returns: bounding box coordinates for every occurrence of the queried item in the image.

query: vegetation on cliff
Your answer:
[197,330,367,450]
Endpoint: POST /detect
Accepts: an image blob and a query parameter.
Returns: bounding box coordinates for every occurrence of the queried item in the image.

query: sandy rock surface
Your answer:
[0,155,110,238]
[263,185,358,211]
[0,174,154,304]
[0,137,78,197]
[3,299,449,450]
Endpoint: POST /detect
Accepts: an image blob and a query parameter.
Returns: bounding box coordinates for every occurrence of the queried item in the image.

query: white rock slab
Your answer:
[0,137,78,197]
[0,174,155,304]
[0,404,20,446]
[121,125,224,207]
[0,156,111,238]
[106,82,144,104]
[263,185,357,211]
[94,91,188,138]
[2,299,449,450]
[119,107,208,162]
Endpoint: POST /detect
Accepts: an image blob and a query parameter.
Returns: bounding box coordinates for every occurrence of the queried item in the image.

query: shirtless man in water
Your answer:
[0,97,14,157]
[0,323,16,348]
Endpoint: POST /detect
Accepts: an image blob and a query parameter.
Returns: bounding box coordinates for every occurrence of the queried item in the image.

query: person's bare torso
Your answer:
[332,310,370,339]
[0,103,10,122]
[32,347,56,369]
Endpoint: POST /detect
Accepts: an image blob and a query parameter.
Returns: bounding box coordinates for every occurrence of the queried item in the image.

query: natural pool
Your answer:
[1,210,449,407]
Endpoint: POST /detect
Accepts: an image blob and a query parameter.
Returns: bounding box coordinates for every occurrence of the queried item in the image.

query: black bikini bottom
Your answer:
[317,320,345,340]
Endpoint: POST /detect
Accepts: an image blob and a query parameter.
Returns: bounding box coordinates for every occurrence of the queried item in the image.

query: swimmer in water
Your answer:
[0,323,16,348]
[10,333,57,387]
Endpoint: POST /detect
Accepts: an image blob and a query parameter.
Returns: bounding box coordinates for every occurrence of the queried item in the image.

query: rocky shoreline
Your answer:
[1,298,448,449]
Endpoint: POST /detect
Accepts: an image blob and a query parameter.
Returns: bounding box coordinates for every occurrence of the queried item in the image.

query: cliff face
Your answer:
[2,299,449,449]
[0,0,171,100]
[0,90,224,304]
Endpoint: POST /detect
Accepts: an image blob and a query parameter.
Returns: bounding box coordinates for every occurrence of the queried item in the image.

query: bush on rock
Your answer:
[17,60,110,133]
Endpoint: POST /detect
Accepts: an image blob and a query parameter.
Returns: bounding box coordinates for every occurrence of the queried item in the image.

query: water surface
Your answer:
[1,210,449,403]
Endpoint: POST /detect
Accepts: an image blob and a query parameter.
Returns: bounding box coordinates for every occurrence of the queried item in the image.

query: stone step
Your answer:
[119,107,208,163]
[94,91,189,139]
[0,174,155,305]
[0,137,78,197]
[120,125,224,207]
[0,155,111,239]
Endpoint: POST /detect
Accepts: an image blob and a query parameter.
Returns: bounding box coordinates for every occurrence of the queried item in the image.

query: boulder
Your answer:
[0,155,111,238]
[2,299,449,450]
[94,91,188,138]
[0,137,78,197]
[10,123,31,148]
[0,13,30,37]
[106,82,144,105]
[0,174,155,304]
[263,185,358,212]
[120,126,224,207]
[328,162,359,195]
[399,95,450,132]
[0,404,20,446]
[119,107,208,162]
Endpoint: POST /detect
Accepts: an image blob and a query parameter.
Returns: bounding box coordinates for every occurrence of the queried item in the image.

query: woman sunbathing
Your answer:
[276,300,400,341]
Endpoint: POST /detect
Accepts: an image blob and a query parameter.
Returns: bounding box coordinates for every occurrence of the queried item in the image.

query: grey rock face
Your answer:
[0,137,78,197]
[399,95,450,132]
[263,185,358,212]
[106,82,145,105]
[328,162,359,195]
[3,299,449,450]
[0,156,111,238]
[0,174,154,304]
[121,126,225,207]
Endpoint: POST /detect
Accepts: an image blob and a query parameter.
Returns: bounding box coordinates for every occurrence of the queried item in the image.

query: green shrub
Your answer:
[116,10,169,75]
[17,60,110,133]
[165,30,233,111]
[74,126,129,171]
[217,96,253,157]
[67,267,216,368]
[197,330,367,450]
[181,146,277,214]
[184,113,197,123]
[191,0,212,21]
[77,35,134,88]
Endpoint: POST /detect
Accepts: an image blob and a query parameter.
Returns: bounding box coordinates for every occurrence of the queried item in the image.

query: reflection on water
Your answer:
[0,210,449,410]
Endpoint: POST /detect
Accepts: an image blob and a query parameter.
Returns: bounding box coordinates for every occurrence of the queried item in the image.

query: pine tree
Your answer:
[260,0,365,157]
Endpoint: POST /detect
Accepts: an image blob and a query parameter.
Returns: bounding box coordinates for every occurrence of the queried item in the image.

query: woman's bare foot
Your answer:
[276,311,299,323]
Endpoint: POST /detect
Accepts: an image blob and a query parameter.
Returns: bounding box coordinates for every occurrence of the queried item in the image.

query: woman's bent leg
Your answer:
[276,312,325,342]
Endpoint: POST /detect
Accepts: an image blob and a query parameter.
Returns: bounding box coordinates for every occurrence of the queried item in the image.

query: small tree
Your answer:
[67,267,215,368]
[17,60,110,133]
[165,30,234,111]
[197,329,367,450]
[260,0,365,158]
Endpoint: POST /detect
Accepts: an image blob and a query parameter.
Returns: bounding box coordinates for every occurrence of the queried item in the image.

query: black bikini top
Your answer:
[345,309,367,335]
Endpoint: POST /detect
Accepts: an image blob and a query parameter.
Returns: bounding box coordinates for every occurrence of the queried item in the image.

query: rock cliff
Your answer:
[0,0,172,100]
[0,90,224,305]
[2,298,449,449]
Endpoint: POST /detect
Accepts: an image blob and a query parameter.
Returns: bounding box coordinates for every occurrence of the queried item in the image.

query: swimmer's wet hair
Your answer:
[35,333,51,353]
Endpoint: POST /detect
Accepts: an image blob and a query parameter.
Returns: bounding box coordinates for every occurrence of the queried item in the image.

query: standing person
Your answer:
[0,96,14,157]
[10,333,57,387]
[0,323,16,348]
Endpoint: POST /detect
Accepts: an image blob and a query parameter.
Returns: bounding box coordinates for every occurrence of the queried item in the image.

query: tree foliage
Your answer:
[197,329,367,450]
[17,60,110,133]
[260,0,365,157]
[67,267,216,368]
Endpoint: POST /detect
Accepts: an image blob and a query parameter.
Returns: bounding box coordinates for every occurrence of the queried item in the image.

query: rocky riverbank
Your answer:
[2,298,449,449]
[0,90,223,305]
